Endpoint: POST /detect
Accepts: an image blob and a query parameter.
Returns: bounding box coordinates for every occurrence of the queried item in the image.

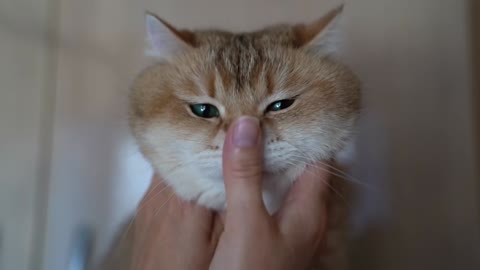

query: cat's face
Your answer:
[130,7,360,210]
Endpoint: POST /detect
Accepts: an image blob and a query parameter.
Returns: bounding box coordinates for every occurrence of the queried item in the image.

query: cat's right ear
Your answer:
[294,5,344,56]
[145,13,194,60]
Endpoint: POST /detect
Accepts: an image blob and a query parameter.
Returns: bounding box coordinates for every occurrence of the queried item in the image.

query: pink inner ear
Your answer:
[145,15,163,52]
[145,13,194,58]
[145,14,183,58]
[295,5,343,48]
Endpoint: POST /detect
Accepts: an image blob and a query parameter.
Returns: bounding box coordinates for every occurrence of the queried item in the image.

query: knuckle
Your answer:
[230,162,263,179]
[229,152,263,179]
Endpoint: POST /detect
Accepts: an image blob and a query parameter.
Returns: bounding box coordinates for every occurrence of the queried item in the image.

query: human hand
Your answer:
[209,116,330,270]
[129,176,222,270]
[128,116,329,270]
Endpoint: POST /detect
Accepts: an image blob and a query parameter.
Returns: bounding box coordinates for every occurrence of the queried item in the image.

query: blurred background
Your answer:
[0,0,479,270]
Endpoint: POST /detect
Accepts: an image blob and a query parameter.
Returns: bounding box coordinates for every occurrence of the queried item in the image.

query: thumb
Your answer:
[222,116,267,217]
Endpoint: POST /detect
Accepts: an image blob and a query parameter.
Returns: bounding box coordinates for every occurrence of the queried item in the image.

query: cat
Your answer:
[101,5,360,270]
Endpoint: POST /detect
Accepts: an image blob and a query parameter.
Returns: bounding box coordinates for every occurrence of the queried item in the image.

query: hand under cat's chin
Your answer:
[155,164,302,214]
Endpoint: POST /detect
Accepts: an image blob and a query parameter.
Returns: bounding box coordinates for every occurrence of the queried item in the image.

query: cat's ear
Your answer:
[145,12,194,60]
[294,5,344,56]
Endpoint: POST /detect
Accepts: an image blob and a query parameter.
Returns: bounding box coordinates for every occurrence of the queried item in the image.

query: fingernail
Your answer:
[232,116,260,148]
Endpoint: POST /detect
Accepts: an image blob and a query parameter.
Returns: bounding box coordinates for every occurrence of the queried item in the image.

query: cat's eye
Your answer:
[266,99,295,113]
[189,104,220,118]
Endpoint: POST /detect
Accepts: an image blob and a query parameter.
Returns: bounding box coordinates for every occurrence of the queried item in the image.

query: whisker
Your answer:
[153,193,175,217]
[314,159,377,192]
[282,159,351,208]
[136,184,170,214]
[116,181,169,246]
[283,147,377,192]
[287,154,375,191]
[132,192,175,270]
[116,156,201,248]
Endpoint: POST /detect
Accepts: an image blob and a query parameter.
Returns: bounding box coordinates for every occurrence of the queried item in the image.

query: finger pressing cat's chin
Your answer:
[151,173,163,184]
[144,174,170,196]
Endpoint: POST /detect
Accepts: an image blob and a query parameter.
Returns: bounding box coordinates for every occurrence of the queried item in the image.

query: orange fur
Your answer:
[128,6,361,270]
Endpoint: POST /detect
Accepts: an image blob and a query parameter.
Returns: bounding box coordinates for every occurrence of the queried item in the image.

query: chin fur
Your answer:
[156,164,304,214]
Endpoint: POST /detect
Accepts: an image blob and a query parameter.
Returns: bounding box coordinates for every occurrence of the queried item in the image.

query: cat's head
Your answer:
[130,6,360,210]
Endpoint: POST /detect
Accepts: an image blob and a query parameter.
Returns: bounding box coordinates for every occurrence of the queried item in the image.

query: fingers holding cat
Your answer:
[277,164,330,252]
[211,116,331,270]
[130,175,219,270]
[126,116,330,270]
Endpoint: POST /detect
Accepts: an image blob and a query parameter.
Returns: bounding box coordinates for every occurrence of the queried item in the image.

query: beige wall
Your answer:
[0,0,58,269]
[1,0,478,270]
[343,1,479,269]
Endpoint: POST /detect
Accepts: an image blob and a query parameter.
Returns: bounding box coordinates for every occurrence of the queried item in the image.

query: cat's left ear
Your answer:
[294,5,344,56]
[145,12,195,60]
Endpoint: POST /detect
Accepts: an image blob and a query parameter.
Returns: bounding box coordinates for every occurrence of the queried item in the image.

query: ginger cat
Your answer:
[101,6,360,270]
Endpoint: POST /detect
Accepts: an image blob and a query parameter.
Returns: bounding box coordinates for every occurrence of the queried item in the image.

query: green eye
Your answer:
[189,104,220,118]
[266,99,295,112]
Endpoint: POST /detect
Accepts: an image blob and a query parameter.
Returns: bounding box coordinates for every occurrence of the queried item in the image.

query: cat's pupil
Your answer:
[266,99,295,112]
[190,104,220,118]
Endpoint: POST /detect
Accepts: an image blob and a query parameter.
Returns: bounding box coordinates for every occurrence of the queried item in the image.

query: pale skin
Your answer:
[130,117,330,270]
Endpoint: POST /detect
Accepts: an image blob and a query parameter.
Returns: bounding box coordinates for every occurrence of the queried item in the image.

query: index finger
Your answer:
[277,163,330,244]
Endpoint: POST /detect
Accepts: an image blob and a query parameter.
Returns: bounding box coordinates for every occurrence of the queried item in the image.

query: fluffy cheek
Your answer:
[278,116,355,164]
[140,121,206,175]
[138,120,227,210]
[194,151,224,180]
[141,118,226,176]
